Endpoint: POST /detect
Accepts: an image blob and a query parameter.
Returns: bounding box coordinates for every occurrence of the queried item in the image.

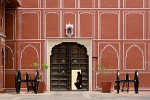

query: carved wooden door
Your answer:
[50,42,89,91]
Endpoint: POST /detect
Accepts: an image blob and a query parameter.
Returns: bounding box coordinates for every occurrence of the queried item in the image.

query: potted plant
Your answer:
[37,63,49,93]
[31,62,49,93]
[97,64,112,93]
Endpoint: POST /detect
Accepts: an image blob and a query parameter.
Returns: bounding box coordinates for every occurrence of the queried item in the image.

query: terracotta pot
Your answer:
[101,81,112,93]
[38,82,46,93]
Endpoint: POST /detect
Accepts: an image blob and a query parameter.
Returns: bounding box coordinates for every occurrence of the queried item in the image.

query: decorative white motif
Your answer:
[1,37,5,43]
[65,22,73,37]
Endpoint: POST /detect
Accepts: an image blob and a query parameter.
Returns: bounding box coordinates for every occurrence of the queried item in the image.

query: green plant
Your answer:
[97,64,113,92]
[97,64,112,76]
[31,62,49,81]
[32,62,38,68]
[42,63,49,69]
[97,64,107,76]
[31,62,49,69]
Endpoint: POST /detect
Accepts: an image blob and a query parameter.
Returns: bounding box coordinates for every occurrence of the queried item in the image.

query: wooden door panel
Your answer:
[50,42,88,91]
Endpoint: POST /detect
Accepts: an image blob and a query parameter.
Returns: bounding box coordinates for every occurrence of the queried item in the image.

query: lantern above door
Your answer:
[65,22,73,37]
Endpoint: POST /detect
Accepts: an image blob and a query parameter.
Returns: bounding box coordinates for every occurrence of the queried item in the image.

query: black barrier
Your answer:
[115,70,139,93]
[15,70,39,94]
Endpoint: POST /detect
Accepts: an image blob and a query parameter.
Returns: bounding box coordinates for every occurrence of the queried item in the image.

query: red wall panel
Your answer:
[80,12,94,37]
[124,0,144,8]
[5,74,15,88]
[140,73,150,87]
[80,0,93,8]
[100,0,118,8]
[45,12,60,37]
[5,12,15,40]
[124,12,145,39]
[100,12,119,39]
[63,0,76,8]
[21,0,39,8]
[46,0,59,8]
[20,12,40,39]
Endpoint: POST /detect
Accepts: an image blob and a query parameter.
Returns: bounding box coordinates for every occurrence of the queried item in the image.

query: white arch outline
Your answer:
[124,44,145,70]
[20,44,39,69]
[5,45,15,70]
[99,44,119,70]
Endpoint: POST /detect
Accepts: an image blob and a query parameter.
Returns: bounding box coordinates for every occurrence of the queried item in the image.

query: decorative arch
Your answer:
[20,44,39,69]
[50,42,89,91]
[5,45,15,70]
[99,44,119,69]
[125,44,144,69]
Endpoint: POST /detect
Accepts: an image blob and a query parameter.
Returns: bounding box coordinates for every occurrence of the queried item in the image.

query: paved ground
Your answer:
[0,91,150,100]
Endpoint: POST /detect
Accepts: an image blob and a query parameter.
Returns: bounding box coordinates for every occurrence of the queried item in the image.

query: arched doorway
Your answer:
[50,42,89,91]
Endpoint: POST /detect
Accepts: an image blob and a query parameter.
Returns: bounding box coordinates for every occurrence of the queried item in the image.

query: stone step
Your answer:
[0,88,6,93]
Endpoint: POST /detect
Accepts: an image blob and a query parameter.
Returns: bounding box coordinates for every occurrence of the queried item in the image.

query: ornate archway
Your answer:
[50,42,89,91]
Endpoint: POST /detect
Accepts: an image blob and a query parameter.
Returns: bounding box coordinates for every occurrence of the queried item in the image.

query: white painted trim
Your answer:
[93,39,150,41]
[45,37,93,39]
[37,0,40,8]
[95,71,100,90]
[92,42,96,57]
[78,0,80,8]
[62,0,65,8]
[7,8,150,10]
[60,11,62,37]
[148,43,150,70]
[60,0,62,8]
[74,0,77,8]
[118,0,120,8]
[6,39,46,41]
[148,11,150,39]
[1,17,3,30]
[78,11,80,37]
